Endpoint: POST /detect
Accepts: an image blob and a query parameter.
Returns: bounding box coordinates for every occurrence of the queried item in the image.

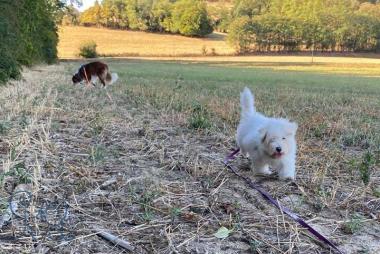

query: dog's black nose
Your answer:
[276,147,282,153]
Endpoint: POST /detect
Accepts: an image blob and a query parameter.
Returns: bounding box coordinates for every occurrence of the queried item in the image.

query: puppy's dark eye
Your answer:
[282,137,286,140]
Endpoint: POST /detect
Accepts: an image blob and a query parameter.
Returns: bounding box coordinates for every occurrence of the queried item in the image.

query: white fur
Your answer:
[91,75,98,84]
[108,73,118,85]
[236,87,298,180]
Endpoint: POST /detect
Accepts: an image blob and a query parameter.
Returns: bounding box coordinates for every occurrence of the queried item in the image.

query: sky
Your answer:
[78,0,97,11]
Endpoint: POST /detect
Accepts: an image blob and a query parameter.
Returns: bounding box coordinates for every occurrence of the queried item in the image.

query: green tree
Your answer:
[0,0,61,84]
[172,0,213,36]
[110,0,129,29]
[227,16,254,53]
[80,0,102,26]
[152,0,174,32]
[358,2,380,49]
[227,0,380,52]
[100,0,113,27]
[0,1,22,83]
[125,0,154,31]
[211,6,232,32]
[232,0,270,18]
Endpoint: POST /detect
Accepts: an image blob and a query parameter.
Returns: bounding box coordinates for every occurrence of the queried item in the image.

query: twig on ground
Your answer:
[94,227,135,252]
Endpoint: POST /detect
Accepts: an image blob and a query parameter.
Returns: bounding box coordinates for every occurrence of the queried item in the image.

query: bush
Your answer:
[0,0,59,84]
[0,50,21,84]
[79,41,98,58]
[0,1,22,84]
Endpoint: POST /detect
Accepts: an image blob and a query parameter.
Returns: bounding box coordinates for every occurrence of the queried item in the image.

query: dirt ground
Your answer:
[0,64,379,254]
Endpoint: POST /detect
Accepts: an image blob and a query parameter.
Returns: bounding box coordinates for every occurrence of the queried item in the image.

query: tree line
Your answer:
[70,0,213,37]
[225,0,380,53]
[64,0,380,53]
[0,0,67,84]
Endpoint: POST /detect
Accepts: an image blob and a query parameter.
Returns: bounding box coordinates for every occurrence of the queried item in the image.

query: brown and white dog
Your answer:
[72,61,118,87]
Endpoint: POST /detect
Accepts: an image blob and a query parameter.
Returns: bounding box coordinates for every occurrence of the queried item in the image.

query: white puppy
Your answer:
[236,87,298,180]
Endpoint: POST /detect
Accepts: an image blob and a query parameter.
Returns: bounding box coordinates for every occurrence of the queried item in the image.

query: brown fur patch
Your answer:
[72,61,111,87]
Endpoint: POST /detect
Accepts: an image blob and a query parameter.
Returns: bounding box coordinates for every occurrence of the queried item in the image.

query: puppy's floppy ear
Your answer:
[286,122,298,136]
[258,127,268,143]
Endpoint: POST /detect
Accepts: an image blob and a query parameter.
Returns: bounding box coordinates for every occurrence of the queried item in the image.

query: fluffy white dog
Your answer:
[236,87,298,180]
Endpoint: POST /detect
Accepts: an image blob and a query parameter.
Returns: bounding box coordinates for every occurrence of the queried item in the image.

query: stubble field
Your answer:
[0,58,379,253]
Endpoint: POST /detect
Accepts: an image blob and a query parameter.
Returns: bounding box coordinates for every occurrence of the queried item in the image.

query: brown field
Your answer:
[58,26,380,76]
[58,26,235,58]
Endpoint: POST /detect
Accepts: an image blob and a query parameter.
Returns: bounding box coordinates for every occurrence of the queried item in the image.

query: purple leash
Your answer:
[223,148,344,254]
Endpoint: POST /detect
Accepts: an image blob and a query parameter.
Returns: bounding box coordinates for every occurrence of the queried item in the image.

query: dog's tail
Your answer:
[106,72,119,85]
[240,87,255,119]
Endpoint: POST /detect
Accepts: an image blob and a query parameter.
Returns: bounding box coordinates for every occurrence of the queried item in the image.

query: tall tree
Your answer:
[232,0,270,17]
[152,0,174,32]
[171,0,213,36]
[80,0,102,26]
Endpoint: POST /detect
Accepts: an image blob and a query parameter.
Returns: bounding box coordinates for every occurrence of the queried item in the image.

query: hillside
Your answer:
[58,26,235,58]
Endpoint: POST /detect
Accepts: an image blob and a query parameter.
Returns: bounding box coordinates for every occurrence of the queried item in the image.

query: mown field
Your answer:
[0,58,379,253]
[58,26,235,58]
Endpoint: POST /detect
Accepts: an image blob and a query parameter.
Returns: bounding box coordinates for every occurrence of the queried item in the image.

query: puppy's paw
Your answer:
[278,173,295,181]
[255,167,272,176]
[278,165,296,181]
